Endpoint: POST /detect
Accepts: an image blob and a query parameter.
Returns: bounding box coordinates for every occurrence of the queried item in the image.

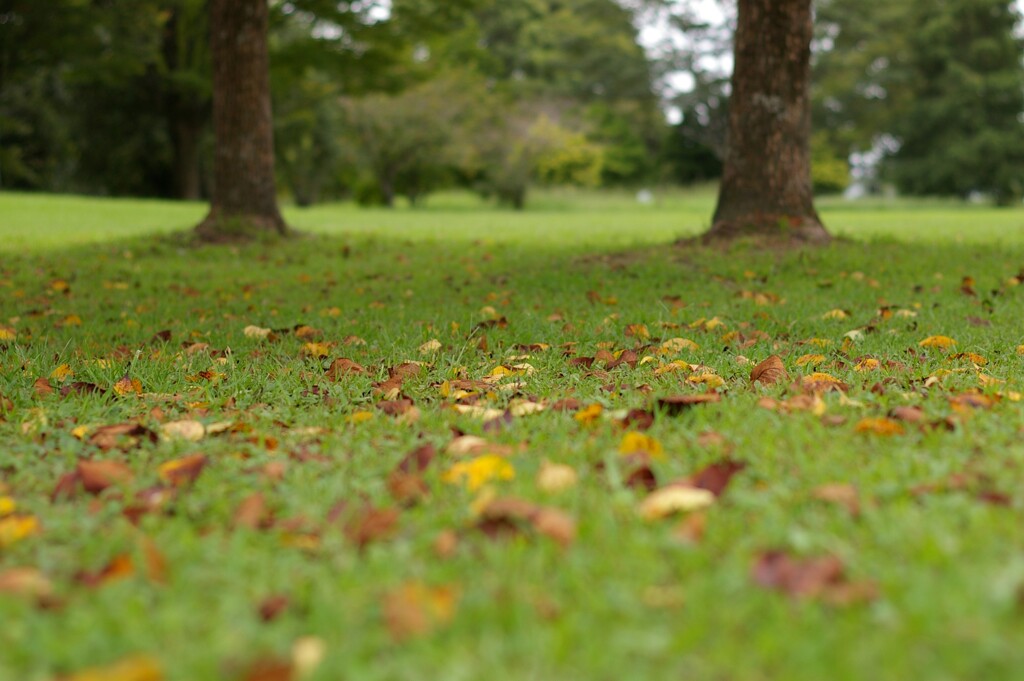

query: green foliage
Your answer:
[889,0,1024,204]
[811,132,851,195]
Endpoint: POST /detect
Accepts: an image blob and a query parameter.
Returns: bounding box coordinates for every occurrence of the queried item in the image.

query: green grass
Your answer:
[2,190,1024,681]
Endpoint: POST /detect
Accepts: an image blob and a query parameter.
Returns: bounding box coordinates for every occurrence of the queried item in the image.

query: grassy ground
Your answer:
[1,190,1024,681]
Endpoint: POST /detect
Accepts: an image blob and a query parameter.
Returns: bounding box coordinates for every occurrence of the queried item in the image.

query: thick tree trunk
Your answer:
[705,0,828,244]
[196,0,287,240]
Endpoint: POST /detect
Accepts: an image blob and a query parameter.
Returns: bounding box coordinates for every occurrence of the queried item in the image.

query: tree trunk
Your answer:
[196,0,287,240]
[705,0,829,244]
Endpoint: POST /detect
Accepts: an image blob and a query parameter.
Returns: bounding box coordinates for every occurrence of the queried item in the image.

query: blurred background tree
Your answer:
[1,0,1022,207]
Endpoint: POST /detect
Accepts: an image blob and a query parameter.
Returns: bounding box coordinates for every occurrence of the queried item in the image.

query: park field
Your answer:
[1,190,1024,680]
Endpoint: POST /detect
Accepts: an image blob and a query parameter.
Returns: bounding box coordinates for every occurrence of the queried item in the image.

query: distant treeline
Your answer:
[1,0,1021,206]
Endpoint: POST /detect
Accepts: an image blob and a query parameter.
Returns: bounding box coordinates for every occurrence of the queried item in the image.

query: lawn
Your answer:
[1,190,1024,681]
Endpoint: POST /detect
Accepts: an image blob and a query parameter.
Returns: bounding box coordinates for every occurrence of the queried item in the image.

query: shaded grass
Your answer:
[1,192,1024,680]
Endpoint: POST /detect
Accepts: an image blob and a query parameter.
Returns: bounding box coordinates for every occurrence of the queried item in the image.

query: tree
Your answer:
[706,0,828,243]
[196,0,286,240]
[889,0,1024,204]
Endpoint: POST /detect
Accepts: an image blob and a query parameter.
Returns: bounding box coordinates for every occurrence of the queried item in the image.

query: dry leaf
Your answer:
[750,355,789,385]
[61,655,163,681]
[639,485,715,520]
[161,420,205,441]
[536,461,578,493]
[77,459,134,494]
[157,454,207,486]
[383,582,459,641]
[919,335,956,349]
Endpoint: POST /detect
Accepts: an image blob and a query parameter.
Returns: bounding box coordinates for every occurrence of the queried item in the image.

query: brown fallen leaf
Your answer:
[77,459,134,494]
[752,550,876,605]
[750,355,788,386]
[387,444,436,505]
[76,554,135,589]
[476,497,576,547]
[812,483,860,515]
[325,357,366,380]
[234,493,270,530]
[890,406,925,423]
[257,594,290,622]
[342,505,400,549]
[157,454,208,486]
[690,459,746,496]
[33,377,54,396]
[0,567,53,600]
[140,536,168,585]
[90,422,158,451]
[657,393,722,415]
[382,581,460,642]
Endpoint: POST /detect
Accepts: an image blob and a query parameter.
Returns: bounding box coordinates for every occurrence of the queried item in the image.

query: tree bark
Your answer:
[705,0,829,244]
[196,0,287,240]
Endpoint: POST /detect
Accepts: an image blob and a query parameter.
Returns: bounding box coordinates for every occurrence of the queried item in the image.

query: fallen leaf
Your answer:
[802,373,848,393]
[690,459,746,496]
[639,485,715,520]
[61,655,163,681]
[919,335,957,349]
[476,497,576,547]
[854,417,905,436]
[619,431,663,458]
[750,355,788,386]
[657,393,721,415]
[418,339,442,354]
[0,514,39,547]
[244,325,272,339]
[0,567,52,600]
[752,550,876,605]
[325,358,366,379]
[161,420,205,441]
[77,459,134,494]
[443,456,515,491]
[812,483,860,515]
[76,554,135,588]
[536,460,578,493]
[157,454,207,486]
[342,505,400,548]
[383,581,459,641]
[234,493,270,530]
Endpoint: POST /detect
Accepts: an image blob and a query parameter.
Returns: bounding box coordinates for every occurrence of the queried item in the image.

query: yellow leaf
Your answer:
[509,400,545,417]
[62,314,83,326]
[949,352,987,366]
[654,360,692,376]
[660,337,700,354]
[49,364,73,381]
[574,403,604,425]
[854,358,880,372]
[704,316,726,331]
[0,496,15,516]
[978,373,1005,386]
[619,431,664,458]
[303,342,332,358]
[71,425,91,439]
[243,325,272,339]
[854,417,905,436]
[1017,345,1024,355]
[919,335,956,349]
[443,456,515,491]
[822,309,849,320]
[113,376,143,395]
[383,582,460,641]
[0,326,15,341]
[639,486,715,521]
[346,410,374,424]
[807,338,833,348]
[418,339,442,354]
[292,637,326,678]
[688,373,725,389]
[802,372,842,387]
[536,461,578,493]
[63,655,163,681]
[625,324,650,339]
[795,354,825,367]
[0,515,39,548]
